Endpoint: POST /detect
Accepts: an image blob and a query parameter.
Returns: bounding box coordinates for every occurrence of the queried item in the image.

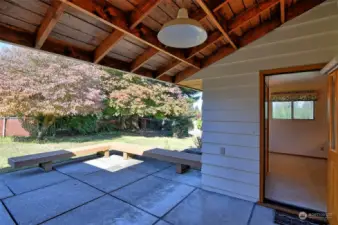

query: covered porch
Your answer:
[0,0,335,224]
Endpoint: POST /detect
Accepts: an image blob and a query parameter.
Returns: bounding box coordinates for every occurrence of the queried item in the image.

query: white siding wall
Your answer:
[194,0,338,202]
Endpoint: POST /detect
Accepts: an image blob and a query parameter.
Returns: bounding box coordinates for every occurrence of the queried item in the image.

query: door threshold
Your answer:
[258,199,328,224]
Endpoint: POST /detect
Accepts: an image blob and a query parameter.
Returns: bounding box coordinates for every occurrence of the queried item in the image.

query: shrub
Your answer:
[193,135,202,149]
[66,115,98,135]
[19,117,39,137]
[171,117,194,138]
[196,119,202,130]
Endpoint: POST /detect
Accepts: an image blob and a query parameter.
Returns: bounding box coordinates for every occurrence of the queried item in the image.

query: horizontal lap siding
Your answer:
[198,0,337,202]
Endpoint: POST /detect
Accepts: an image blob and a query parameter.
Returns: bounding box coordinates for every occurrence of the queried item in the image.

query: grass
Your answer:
[0,132,195,172]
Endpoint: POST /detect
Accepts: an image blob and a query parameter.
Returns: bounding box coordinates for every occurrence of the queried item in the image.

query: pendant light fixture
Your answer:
[157,8,207,48]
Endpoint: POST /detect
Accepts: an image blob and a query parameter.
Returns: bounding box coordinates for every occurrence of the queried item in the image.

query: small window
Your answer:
[293,101,314,120]
[272,102,292,119]
[272,101,315,120]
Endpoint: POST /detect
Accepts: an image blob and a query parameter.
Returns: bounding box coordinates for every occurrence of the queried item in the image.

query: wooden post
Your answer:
[123,152,131,160]
[2,118,6,137]
[103,150,110,158]
[176,164,190,174]
[39,161,53,172]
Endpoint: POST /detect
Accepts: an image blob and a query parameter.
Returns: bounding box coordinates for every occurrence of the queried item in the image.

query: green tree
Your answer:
[0,46,105,139]
[102,69,192,130]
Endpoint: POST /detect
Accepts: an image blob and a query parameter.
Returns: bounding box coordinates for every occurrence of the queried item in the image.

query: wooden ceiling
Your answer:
[0,0,325,90]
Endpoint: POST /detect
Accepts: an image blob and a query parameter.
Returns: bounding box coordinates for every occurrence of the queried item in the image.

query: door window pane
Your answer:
[293,101,314,119]
[272,102,292,119]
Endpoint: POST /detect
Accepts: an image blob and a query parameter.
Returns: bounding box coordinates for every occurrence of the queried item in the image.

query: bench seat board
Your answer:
[8,144,110,168]
[8,142,201,170]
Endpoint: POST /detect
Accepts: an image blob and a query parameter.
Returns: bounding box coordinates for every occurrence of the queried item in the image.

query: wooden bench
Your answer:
[109,142,201,173]
[8,142,201,174]
[8,143,111,171]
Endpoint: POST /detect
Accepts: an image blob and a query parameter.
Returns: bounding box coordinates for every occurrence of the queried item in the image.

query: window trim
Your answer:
[271,100,315,120]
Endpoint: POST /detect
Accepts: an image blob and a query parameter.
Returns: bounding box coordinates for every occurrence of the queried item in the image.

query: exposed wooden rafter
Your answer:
[175,67,200,84]
[228,0,280,33]
[187,0,280,60]
[35,0,65,49]
[94,30,124,63]
[159,0,234,81]
[202,46,235,68]
[187,31,223,59]
[195,0,237,50]
[174,0,325,83]
[0,0,325,89]
[130,0,162,29]
[155,60,181,79]
[280,0,285,23]
[59,0,200,69]
[95,0,161,64]
[130,48,158,72]
[211,0,232,12]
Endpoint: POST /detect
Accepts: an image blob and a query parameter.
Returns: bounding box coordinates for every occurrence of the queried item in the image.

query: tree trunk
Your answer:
[119,116,127,130]
[36,115,55,140]
[131,115,140,130]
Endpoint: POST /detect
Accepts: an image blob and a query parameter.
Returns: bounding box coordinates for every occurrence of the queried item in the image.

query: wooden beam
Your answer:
[195,0,237,50]
[228,0,280,33]
[35,0,65,49]
[211,0,231,12]
[155,60,181,79]
[175,0,325,82]
[60,0,200,69]
[158,75,174,83]
[239,19,280,47]
[94,30,124,63]
[202,46,235,67]
[154,1,233,77]
[187,31,223,59]
[286,0,324,21]
[130,0,162,29]
[130,48,159,72]
[174,67,200,84]
[0,24,180,87]
[0,24,132,71]
[97,0,161,66]
[191,0,230,21]
[280,0,285,24]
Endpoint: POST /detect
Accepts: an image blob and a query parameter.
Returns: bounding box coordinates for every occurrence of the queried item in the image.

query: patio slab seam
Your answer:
[1,201,18,225]
[1,158,201,225]
[246,203,257,225]
[54,163,177,219]
[0,173,74,200]
[36,194,108,225]
[151,167,201,188]
[55,158,175,194]
[52,170,167,220]
[158,187,198,224]
[0,183,15,200]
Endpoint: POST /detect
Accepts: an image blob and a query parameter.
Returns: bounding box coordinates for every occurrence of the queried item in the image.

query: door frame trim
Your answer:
[258,63,327,203]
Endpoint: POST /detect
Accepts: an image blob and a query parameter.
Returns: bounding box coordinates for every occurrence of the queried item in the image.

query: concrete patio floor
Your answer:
[0,154,276,225]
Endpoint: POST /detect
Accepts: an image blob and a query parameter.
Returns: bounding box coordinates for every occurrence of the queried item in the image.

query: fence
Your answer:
[0,117,30,137]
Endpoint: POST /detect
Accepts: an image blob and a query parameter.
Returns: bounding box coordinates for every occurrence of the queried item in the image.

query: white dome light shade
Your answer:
[158,8,207,48]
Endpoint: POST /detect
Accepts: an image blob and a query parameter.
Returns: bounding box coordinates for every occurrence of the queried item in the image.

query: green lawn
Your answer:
[0,132,195,172]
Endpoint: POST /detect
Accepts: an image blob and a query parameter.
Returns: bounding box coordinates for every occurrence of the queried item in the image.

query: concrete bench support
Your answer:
[39,161,53,172]
[176,164,190,174]
[103,150,110,158]
[123,152,132,160]
[96,150,110,158]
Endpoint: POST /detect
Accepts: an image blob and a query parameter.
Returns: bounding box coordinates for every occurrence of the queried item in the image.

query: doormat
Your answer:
[274,211,328,225]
